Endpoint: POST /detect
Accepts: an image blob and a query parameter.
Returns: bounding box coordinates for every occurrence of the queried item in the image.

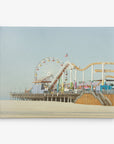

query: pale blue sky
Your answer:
[0,27,114,99]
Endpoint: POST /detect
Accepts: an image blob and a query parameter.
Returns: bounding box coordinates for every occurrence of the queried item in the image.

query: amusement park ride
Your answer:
[10,57,114,105]
[26,57,114,94]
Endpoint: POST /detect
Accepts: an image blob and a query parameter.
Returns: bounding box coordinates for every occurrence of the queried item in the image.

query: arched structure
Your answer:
[34,57,64,82]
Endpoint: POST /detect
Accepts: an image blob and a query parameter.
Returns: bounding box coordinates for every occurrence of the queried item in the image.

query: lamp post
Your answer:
[91,65,94,91]
[102,63,105,85]
[82,71,85,91]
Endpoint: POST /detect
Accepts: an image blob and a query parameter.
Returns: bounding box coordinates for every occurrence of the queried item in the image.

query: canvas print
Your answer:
[0,27,114,118]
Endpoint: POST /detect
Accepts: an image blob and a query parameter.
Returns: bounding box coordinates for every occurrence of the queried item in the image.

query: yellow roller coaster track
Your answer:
[95,69,114,73]
[72,62,114,71]
[105,75,114,79]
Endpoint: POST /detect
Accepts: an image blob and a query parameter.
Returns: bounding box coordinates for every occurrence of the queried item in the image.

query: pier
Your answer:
[10,93,79,103]
[10,90,114,106]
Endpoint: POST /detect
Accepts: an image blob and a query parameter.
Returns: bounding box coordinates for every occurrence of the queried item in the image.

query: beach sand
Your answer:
[0,100,114,118]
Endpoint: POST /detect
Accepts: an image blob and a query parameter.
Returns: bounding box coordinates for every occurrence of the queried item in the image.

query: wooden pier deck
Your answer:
[10,93,80,103]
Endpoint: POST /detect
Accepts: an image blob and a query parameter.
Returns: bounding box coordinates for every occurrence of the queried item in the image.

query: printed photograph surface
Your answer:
[0,27,114,118]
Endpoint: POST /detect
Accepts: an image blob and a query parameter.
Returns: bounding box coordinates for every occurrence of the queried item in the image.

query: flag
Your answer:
[65,53,68,57]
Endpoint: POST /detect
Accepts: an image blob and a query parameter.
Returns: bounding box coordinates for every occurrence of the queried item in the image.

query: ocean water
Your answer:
[0,96,11,100]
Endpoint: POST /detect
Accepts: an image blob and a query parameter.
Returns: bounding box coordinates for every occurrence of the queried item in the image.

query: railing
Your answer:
[101,89,114,94]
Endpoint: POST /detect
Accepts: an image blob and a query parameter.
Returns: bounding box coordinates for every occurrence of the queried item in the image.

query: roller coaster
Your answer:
[31,57,114,94]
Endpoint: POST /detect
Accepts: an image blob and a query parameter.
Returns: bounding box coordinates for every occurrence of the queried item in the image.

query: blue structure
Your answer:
[100,85,112,92]
[31,84,44,94]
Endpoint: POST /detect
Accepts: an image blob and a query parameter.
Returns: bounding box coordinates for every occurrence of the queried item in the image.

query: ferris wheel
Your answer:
[34,57,64,81]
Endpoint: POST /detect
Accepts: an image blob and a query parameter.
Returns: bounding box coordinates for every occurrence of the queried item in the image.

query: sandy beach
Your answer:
[0,100,114,118]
